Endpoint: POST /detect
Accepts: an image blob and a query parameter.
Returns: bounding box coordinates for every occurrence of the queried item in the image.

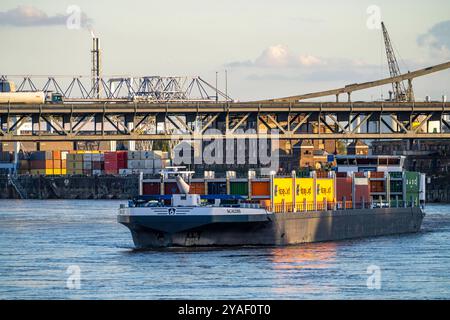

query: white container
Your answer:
[141,151,152,159]
[61,151,68,160]
[92,154,103,162]
[128,160,145,169]
[248,170,256,179]
[83,162,92,170]
[144,160,154,168]
[153,159,162,169]
[128,151,141,160]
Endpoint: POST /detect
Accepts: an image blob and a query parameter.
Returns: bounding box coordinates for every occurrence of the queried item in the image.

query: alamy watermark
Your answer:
[172,128,280,175]
[66,265,81,290]
[66,5,82,30]
[366,265,381,290]
[366,5,382,30]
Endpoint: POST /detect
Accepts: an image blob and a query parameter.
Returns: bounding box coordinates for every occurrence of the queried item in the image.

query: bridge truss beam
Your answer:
[1,102,450,141]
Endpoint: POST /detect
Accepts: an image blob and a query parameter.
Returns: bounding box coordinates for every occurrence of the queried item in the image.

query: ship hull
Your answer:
[118,207,425,248]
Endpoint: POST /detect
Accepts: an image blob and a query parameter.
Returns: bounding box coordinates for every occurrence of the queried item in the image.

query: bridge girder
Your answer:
[1,102,450,141]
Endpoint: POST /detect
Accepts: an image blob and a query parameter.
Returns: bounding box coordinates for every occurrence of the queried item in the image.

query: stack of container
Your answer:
[66,152,83,175]
[123,150,171,175]
[104,151,127,175]
[92,153,104,175]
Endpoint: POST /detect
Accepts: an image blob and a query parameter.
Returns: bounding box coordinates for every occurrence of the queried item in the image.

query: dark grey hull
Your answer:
[118,207,425,248]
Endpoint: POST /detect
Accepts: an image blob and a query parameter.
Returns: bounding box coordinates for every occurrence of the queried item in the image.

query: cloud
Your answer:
[225,45,381,82]
[0,5,92,28]
[418,20,450,59]
[226,44,325,68]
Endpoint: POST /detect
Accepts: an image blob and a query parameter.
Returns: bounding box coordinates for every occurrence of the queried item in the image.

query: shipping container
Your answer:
[251,181,270,197]
[144,160,154,168]
[52,151,61,160]
[354,178,370,208]
[83,162,92,170]
[143,182,161,195]
[230,182,248,196]
[92,161,103,170]
[389,172,403,179]
[128,151,141,160]
[30,160,45,169]
[164,182,179,195]
[295,178,314,206]
[316,178,335,203]
[390,180,403,193]
[207,182,227,195]
[53,160,62,169]
[30,151,46,161]
[370,171,385,178]
[336,177,352,203]
[189,182,206,195]
[369,180,385,193]
[273,178,293,205]
[405,171,420,206]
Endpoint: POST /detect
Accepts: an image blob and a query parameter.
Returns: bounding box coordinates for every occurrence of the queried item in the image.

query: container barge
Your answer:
[118,168,425,248]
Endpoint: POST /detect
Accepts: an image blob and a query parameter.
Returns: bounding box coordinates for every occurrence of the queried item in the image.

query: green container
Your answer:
[389,172,403,179]
[230,182,248,196]
[405,172,420,193]
[390,180,403,193]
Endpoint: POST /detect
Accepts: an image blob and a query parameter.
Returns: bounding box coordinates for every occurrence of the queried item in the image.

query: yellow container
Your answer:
[295,178,314,204]
[316,178,335,203]
[45,169,54,175]
[62,169,67,175]
[53,169,62,175]
[273,178,293,205]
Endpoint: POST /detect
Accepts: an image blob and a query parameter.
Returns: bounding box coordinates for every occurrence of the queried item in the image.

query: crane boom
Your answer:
[381,21,411,101]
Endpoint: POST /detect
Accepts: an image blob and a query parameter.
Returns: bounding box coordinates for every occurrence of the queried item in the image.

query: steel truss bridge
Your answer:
[1,101,450,141]
[1,61,449,142]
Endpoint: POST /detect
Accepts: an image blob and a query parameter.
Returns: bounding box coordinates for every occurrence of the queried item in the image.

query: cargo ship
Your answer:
[118,165,425,248]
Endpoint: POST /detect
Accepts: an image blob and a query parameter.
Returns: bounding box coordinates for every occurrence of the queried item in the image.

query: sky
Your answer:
[0,0,449,101]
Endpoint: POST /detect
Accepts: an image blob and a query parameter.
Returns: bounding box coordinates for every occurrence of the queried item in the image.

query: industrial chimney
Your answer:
[91,37,101,99]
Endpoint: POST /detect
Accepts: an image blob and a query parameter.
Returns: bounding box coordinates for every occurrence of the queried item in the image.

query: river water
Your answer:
[0,200,449,299]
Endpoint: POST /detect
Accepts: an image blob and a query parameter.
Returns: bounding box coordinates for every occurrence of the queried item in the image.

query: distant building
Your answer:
[336,155,406,174]
[347,140,369,155]
[372,139,450,175]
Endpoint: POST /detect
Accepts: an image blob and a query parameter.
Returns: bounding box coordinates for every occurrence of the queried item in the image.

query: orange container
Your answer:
[53,159,62,169]
[61,160,67,169]
[189,182,205,195]
[252,181,270,196]
[45,160,53,169]
[52,151,61,160]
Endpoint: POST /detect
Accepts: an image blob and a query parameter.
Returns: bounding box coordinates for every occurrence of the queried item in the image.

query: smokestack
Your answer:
[91,36,101,99]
